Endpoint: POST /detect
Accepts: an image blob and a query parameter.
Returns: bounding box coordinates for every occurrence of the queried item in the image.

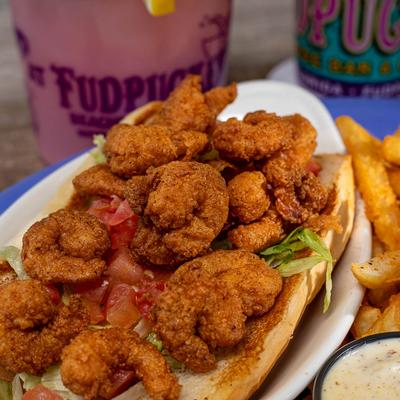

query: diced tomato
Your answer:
[107,247,145,285]
[105,284,141,328]
[88,198,116,225]
[306,159,322,176]
[135,279,166,318]
[81,298,106,324]
[108,199,134,226]
[104,370,137,399]
[110,216,138,249]
[22,384,63,400]
[71,278,110,304]
[44,284,61,304]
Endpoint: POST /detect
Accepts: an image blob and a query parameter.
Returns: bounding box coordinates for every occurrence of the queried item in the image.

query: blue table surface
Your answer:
[1,98,399,215]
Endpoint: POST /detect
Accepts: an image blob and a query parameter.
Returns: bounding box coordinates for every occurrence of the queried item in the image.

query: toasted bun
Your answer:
[39,104,355,400]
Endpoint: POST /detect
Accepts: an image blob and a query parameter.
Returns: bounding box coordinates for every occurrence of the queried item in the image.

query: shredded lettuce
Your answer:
[0,246,28,280]
[90,134,106,164]
[198,148,219,162]
[17,366,82,400]
[146,333,185,371]
[259,228,334,312]
[211,238,233,251]
[0,380,12,400]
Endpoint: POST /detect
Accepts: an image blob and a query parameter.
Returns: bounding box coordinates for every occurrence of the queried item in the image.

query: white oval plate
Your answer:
[0,81,371,400]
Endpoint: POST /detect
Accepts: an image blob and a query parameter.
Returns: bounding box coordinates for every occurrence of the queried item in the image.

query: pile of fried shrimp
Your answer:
[0,75,334,400]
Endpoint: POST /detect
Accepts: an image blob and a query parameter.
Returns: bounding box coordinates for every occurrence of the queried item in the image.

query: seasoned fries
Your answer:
[351,304,381,339]
[364,294,400,335]
[336,116,400,250]
[352,251,400,289]
[383,135,400,166]
[387,168,400,197]
[367,284,398,309]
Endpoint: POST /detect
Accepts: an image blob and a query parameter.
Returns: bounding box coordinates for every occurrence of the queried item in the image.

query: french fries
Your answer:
[383,135,400,166]
[367,284,398,309]
[351,304,381,339]
[336,116,400,250]
[387,168,400,197]
[364,294,400,335]
[352,251,400,289]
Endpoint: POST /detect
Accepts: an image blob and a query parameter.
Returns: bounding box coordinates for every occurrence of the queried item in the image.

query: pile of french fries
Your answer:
[337,117,400,339]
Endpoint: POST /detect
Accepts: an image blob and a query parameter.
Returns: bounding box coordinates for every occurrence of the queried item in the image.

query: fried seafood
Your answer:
[61,328,180,400]
[274,171,328,224]
[154,250,282,372]
[0,260,16,287]
[228,210,285,252]
[22,209,110,283]
[212,111,292,162]
[0,280,89,375]
[127,161,229,266]
[228,171,270,223]
[104,124,208,178]
[72,164,126,199]
[149,74,237,132]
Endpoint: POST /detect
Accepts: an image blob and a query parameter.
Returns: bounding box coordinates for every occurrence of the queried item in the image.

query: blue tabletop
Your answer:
[1,98,399,215]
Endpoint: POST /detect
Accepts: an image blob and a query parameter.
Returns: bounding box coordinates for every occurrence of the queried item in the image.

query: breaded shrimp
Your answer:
[212,111,292,162]
[72,164,126,199]
[22,209,110,283]
[149,75,236,132]
[128,161,229,266]
[154,251,282,372]
[61,328,180,400]
[228,171,270,223]
[228,210,285,252]
[104,124,208,178]
[0,280,89,375]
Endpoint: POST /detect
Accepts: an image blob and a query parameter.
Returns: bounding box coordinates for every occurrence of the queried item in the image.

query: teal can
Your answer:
[296,0,400,96]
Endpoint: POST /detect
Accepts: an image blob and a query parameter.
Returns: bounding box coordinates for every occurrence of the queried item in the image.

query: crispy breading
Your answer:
[228,171,270,223]
[228,210,285,252]
[104,124,208,178]
[22,209,110,283]
[72,164,126,199]
[0,260,16,287]
[154,251,282,372]
[0,280,89,375]
[61,328,180,400]
[130,161,229,266]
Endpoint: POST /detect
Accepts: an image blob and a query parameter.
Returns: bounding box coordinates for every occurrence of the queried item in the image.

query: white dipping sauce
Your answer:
[322,338,400,400]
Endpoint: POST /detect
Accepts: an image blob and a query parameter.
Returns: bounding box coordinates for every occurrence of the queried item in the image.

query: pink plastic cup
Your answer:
[9,0,232,163]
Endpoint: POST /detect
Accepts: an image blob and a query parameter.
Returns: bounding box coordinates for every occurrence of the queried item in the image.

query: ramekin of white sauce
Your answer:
[313,332,400,400]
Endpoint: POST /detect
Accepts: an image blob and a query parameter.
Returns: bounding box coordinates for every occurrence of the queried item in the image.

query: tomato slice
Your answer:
[306,159,322,176]
[105,284,141,328]
[22,385,63,400]
[135,279,166,318]
[71,278,110,304]
[110,217,138,249]
[107,247,144,285]
[108,199,134,226]
[104,370,137,399]
[44,284,61,304]
[81,298,106,325]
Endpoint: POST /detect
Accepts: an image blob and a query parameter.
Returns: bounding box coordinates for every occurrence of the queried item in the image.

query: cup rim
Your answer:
[313,331,400,400]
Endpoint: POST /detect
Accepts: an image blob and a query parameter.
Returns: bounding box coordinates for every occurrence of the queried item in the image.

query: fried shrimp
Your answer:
[103,124,208,178]
[61,328,180,400]
[127,161,229,266]
[154,250,282,372]
[149,74,237,132]
[274,171,328,224]
[228,210,285,252]
[212,111,292,162]
[228,171,270,223]
[0,280,89,375]
[72,164,126,199]
[22,209,110,283]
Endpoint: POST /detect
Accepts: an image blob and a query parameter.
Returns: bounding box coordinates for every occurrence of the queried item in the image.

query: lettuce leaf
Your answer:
[90,134,106,164]
[259,228,334,312]
[11,375,23,400]
[0,246,28,280]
